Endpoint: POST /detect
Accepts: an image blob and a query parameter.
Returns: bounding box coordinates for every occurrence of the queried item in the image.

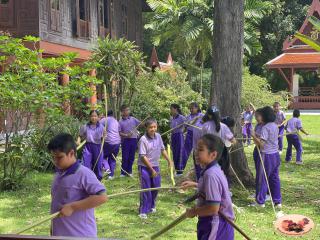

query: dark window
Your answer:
[0,0,9,4]
[79,0,86,20]
[121,3,128,36]
[111,0,114,30]
[103,0,109,28]
[75,0,90,38]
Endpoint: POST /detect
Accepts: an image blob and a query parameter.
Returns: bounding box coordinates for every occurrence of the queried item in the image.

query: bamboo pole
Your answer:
[111,153,134,178]
[76,140,86,151]
[108,186,180,199]
[14,212,60,235]
[130,115,150,134]
[184,122,202,130]
[161,116,202,136]
[229,164,248,193]
[167,144,175,186]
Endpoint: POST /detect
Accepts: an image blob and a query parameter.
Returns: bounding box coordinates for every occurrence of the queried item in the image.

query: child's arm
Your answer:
[142,156,158,178]
[161,149,174,168]
[252,132,264,148]
[186,204,220,218]
[181,181,198,190]
[300,128,309,135]
[60,193,108,217]
[249,102,256,113]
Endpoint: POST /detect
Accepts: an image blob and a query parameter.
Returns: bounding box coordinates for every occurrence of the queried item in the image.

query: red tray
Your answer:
[275,214,314,236]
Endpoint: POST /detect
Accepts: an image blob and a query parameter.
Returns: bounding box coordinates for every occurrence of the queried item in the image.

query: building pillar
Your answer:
[61,73,71,115]
[292,74,299,97]
[89,69,97,110]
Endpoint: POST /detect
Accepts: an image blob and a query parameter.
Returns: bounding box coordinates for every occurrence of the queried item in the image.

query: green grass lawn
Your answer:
[0,115,319,239]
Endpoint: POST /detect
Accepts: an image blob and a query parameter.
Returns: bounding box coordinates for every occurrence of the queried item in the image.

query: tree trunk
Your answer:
[211,0,254,186]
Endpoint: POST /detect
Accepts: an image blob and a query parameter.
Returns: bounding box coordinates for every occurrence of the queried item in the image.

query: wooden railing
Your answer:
[299,87,320,96]
[290,96,320,109]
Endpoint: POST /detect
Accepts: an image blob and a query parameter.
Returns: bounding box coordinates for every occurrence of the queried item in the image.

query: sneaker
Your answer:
[296,161,303,165]
[128,174,133,178]
[108,176,114,180]
[275,204,282,209]
[175,173,183,177]
[279,151,283,155]
[248,202,265,208]
[151,208,156,213]
[229,191,233,197]
[120,174,126,178]
[266,195,271,201]
[138,213,147,219]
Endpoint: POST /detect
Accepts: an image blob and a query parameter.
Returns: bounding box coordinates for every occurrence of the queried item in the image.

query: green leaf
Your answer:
[295,32,320,52]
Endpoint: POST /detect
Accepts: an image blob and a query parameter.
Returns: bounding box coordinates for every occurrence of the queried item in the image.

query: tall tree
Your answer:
[211,0,254,185]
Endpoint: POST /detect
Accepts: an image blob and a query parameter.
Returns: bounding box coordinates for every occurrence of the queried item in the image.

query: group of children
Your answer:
[47,101,308,239]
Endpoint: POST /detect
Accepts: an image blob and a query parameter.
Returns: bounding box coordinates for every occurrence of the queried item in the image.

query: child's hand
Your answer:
[181,181,197,190]
[127,131,133,137]
[60,203,74,217]
[168,160,174,168]
[185,207,197,218]
[151,170,158,178]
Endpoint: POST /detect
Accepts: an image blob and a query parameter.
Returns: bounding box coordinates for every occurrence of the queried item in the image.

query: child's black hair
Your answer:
[221,116,235,128]
[47,133,77,154]
[145,118,157,128]
[170,103,182,115]
[202,106,221,132]
[190,102,201,113]
[200,134,229,177]
[260,106,276,123]
[107,110,113,116]
[89,109,99,116]
[293,109,300,118]
[273,101,280,106]
[120,104,129,111]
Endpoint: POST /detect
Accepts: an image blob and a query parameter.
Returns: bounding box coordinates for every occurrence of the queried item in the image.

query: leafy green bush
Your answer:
[242,68,289,109]
[129,65,204,141]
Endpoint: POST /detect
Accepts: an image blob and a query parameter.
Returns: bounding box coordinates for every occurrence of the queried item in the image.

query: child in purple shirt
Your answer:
[182,134,235,240]
[285,109,309,164]
[170,103,187,176]
[184,102,204,170]
[273,102,286,153]
[119,104,141,177]
[138,118,173,219]
[252,106,282,208]
[48,133,107,237]
[100,110,121,179]
[79,110,105,181]
[242,103,255,146]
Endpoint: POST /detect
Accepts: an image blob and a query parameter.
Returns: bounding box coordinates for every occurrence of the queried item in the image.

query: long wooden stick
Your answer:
[76,140,86,151]
[184,122,202,130]
[111,153,134,178]
[161,115,202,136]
[108,186,180,199]
[219,211,252,240]
[130,115,150,134]
[150,212,187,239]
[229,163,248,193]
[167,144,175,186]
[93,84,108,171]
[14,212,60,235]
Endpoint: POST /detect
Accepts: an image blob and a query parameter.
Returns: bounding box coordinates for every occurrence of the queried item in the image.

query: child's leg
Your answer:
[82,143,93,169]
[215,216,235,240]
[292,136,303,163]
[256,153,269,204]
[102,144,111,172]
[253,147,260,191]
[127,138,138,174]
[278,126,285,151]
[92,144,103,181]
[139,166,152,214]
[108,144,120,177]
[182,130,193,169]
[197,216,218,240]
[121,139,129,175]
[151,167,161,210]
[171,133,183,174]
[246,123,252,145]
[285,136,293,162]
[268,154,282,204]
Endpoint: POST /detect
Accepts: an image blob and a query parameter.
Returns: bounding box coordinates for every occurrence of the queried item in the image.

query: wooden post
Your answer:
[89,69,97,110]
[60,73,71,115]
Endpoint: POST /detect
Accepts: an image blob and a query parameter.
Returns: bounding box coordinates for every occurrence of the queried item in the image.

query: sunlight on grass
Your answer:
[0,115,319,239]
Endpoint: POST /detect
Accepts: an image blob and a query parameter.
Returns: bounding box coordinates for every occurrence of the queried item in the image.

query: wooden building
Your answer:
[266,0,320,109]
[0,0,150,62]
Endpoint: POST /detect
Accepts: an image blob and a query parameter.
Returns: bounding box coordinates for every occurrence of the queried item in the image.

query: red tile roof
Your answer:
[266,53,320,69]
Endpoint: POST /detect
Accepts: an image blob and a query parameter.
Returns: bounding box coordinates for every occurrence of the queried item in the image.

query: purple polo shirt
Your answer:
[192,118,204,151]
[79,122,104,144]
[100,117,121,145]
[185,113,204,131]
[138,133,165,167]
[275,111,286,125]
[243,111,253,123]
[286,117,302,133]
[197,161,234,218]
[202,121,234,145]
[254,123,263,138]
[260,122,279,154]
[51,161,106,237]
[119,116,140,138]
[170,114,186,134]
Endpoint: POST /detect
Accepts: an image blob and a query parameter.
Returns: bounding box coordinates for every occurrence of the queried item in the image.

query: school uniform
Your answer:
[119,116,141,175]
[184,113,204,168]
[192,117,204,180]
[170,114,187,174]
[51,161,106,237]
[100,117,121,177]
[138,133,164,214]
[275,111,286,151]
[242,111,254,145]
[285,117,303,163]
[256,122,282,205]
[80,122,104,181]
[197,161,235,240]
[253,123,263,193]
